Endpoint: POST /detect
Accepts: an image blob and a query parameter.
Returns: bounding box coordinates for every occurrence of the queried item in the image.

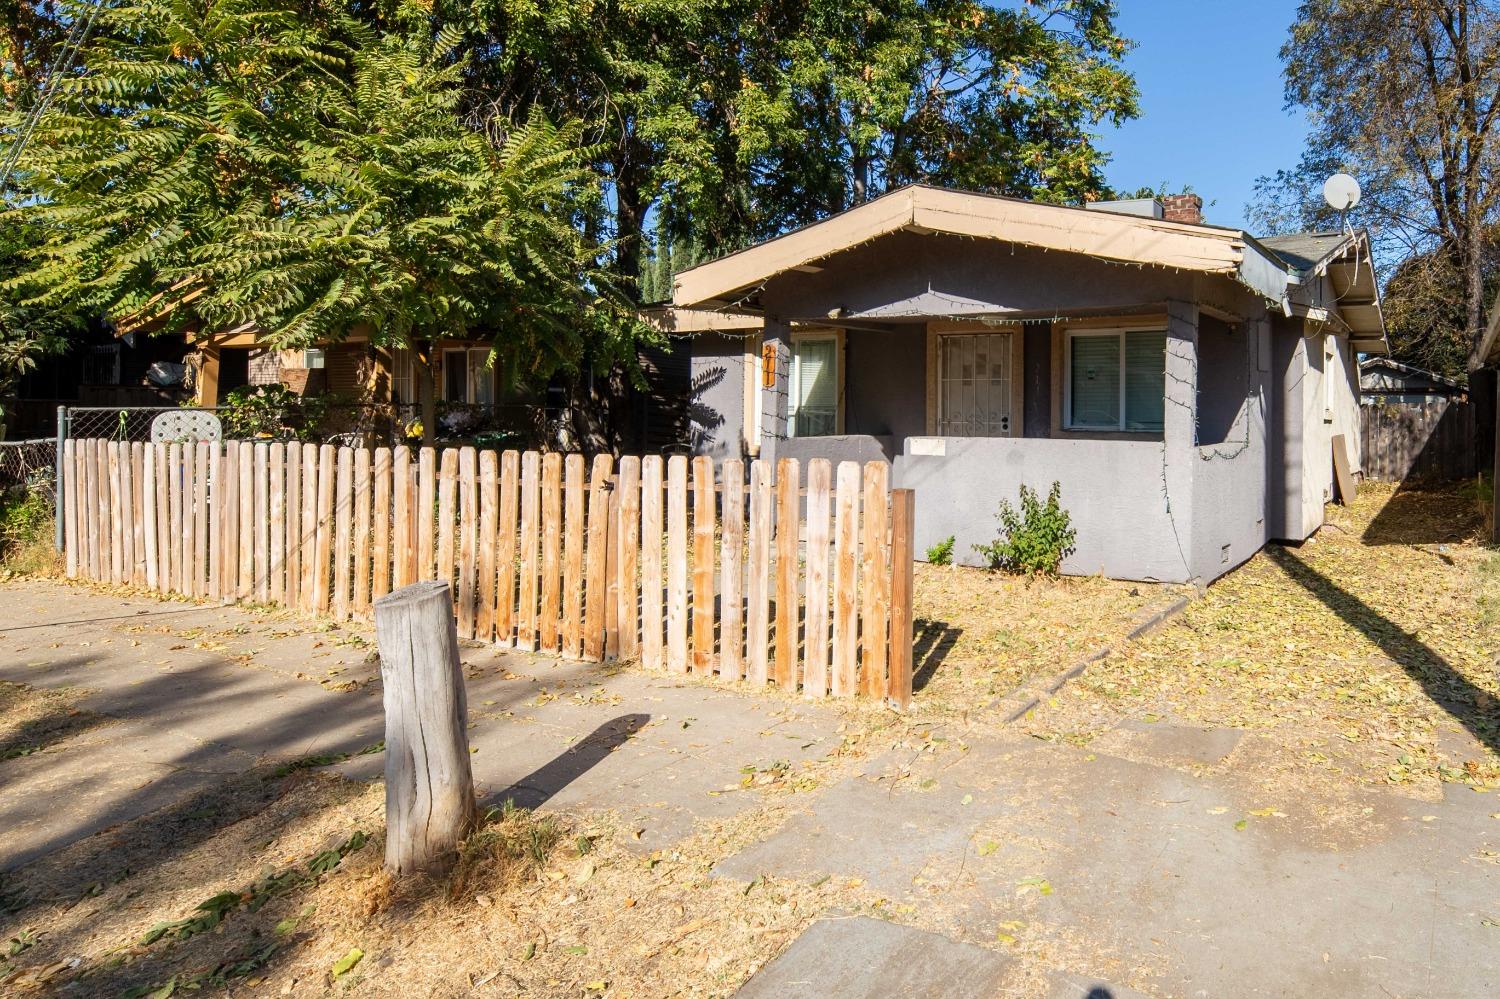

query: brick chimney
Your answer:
[1161,193,1203,225]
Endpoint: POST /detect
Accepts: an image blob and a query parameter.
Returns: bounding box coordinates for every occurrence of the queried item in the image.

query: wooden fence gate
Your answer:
[1360,399,1477,482]
[61,440,914,706]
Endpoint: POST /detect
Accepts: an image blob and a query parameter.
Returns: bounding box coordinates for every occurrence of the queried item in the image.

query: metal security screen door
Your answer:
[938,333,1013,436]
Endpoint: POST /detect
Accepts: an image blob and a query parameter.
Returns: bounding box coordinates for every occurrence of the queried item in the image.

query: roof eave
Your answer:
[673,185,1285,310]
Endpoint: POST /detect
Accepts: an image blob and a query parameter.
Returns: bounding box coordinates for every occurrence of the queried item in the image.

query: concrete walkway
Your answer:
[0,579,839,871]
[2,578,1495,998]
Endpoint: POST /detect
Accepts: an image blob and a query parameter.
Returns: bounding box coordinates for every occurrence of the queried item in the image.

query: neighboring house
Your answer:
[1358,357,1465,405]
[4,323,194,438]
[670,185,1386,585]
[108,293,507,412]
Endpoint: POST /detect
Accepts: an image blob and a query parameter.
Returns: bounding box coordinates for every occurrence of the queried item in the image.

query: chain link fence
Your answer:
[60,402,544,449]
[0,439,56,492]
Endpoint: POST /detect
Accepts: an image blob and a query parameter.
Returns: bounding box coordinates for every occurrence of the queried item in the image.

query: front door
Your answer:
[936,332,1014,437]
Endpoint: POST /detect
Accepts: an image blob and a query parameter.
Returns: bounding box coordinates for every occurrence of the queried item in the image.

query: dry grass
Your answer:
[910,562,1183,716]
[1021,481,1499,795]
[0,682,111,761]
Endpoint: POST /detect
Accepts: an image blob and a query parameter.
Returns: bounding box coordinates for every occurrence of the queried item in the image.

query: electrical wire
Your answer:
[0,0,107,192]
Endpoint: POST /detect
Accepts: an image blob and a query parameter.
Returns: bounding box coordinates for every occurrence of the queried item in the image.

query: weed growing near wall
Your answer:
[974,481,1076,576]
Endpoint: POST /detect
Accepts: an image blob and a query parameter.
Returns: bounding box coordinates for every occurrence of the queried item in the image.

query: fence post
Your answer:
[888,487,915,710]
[375,579,476,874]
[54,406,66,552]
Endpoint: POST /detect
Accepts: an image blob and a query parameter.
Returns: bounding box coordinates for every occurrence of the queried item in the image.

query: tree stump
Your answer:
[374,580,476,874]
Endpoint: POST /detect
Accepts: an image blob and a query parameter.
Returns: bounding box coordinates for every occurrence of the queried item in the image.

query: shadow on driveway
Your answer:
[485,713,650,810]
[1264,545,1496,757]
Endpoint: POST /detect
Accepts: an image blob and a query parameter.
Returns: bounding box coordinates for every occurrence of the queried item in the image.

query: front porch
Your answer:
[751,306,1260,584]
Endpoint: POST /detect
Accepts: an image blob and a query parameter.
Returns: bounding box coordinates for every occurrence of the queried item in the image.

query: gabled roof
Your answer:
[1259,232,1350,273]
[1358,356,1461,390]
[673,184,1294,311]
[1261,229,1385,352]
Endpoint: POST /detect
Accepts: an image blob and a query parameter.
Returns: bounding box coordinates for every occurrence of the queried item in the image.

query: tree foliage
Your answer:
[3,1,640,407]
[1249,0,1500,373]
[451,0,1137,289]
[3,0,1137,430]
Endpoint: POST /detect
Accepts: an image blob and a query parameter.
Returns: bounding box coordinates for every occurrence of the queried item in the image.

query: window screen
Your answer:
[1123,332,1165,431]
[1068,335,1120,429]
[791,337,838,437]
[938,333,1013,436]
[1067,330,1165,432]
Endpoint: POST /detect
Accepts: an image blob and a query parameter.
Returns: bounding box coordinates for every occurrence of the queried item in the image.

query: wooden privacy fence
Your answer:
[61,439,915,706]
[1360,399,1477,483]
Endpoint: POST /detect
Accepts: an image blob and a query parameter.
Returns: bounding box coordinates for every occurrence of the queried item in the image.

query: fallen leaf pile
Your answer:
[1024,482,1499,792]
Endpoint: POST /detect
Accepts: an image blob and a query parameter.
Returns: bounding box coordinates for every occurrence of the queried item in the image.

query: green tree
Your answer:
[5,0,641,443]
[451,0,1137,287]
[1250,0,1500,373]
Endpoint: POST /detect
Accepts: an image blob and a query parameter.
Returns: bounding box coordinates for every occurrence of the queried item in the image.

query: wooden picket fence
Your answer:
[61,439,915,706]
[1360,399,1477,483]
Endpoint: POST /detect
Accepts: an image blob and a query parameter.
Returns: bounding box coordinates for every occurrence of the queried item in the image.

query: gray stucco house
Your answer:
[668,186,1386,585]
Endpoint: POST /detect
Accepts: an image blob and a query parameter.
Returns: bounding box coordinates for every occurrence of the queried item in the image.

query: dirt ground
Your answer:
[0,481,1495,998]
[909,563,1182,716]
[1021,481,1500,797]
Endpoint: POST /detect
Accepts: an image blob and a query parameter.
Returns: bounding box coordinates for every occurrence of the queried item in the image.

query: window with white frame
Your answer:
[789,334,839,437]
[441,347,496,405]
[1064,328,1166,432]
[938,333,1013,437]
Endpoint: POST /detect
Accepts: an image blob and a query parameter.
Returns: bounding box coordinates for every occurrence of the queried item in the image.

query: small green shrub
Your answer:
[925,535,956,566]
[974,481,1076,576]
[0,486,57,575]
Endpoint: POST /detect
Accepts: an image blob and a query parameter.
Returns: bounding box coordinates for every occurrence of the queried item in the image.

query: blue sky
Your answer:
[1099,0,1313,230]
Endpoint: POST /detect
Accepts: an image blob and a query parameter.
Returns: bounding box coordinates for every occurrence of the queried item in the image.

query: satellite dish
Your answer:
[1322,173,1361,212]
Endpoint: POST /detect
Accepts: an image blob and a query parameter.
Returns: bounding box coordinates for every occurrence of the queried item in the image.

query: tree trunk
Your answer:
[417,342,436,447]
[374,580,476,874]
[615,164,645,304]
[1465,215,1486,369]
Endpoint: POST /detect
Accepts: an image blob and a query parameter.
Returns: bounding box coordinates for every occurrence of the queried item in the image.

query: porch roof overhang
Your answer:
[673,185,1294,314]
[638,306,762,335]
[1263,230,1388,354]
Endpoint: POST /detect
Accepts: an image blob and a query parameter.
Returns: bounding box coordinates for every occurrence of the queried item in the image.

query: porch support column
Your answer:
[741,332,761,459]
[1164,300,1199,584]
[759,317,792,465]
[196,343,221,407]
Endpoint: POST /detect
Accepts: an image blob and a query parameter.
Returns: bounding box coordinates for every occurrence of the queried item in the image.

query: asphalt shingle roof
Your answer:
[1259,232,1349,275]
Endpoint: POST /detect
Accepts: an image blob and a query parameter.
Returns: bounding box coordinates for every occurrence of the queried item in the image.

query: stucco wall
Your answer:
[893,437,1192,582]
[1189,315,1271,581]
[843,326,926,440]
[778,435,894,466]
[1327,334,1363,475]
[1196,316,1249,446]
[1264,320,1365,543]
[688,333,746,461]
